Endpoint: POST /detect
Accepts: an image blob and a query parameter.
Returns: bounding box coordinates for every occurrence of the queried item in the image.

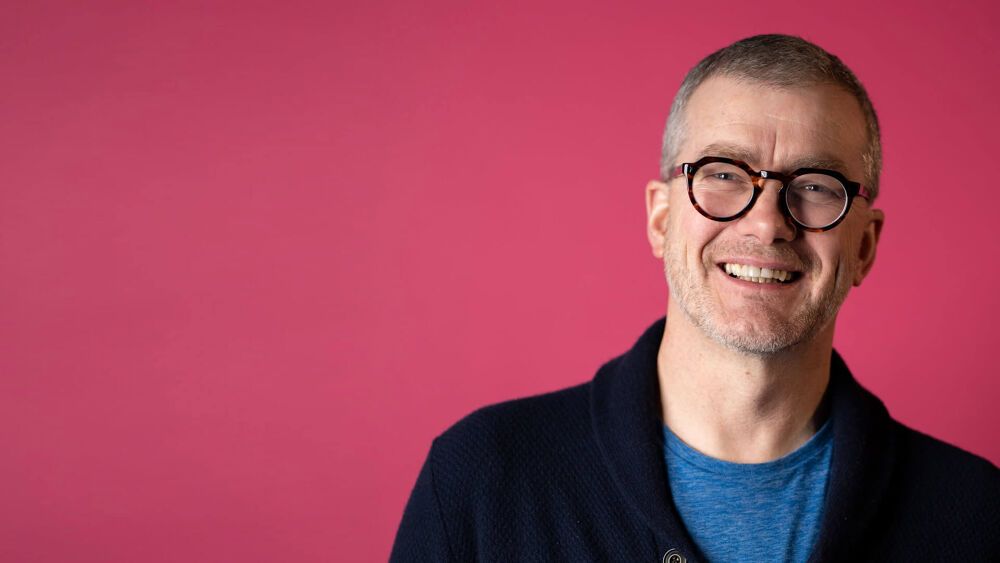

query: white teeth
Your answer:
[723,263,794,283]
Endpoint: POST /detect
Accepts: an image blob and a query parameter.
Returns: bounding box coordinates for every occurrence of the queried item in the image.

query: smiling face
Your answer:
[646,75,884,355]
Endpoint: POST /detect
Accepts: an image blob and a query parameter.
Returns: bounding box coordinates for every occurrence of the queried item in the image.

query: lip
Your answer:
[719,270,797,290]
[715,262,803,289]
[715,258,803,272]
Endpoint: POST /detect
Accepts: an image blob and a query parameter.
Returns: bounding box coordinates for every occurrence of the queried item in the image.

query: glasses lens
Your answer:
[691,162,754,218]
[786,174,849,228]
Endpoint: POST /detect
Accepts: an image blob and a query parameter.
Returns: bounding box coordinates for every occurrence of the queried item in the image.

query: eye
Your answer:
[800,183,831,194]
[712,172,739,181]
[789,178,846,206]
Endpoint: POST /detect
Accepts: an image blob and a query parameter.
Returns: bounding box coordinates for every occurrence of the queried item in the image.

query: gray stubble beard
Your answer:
[662,249,851,357]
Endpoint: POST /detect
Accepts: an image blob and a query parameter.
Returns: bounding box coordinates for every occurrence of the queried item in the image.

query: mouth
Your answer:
[719,262,802,285]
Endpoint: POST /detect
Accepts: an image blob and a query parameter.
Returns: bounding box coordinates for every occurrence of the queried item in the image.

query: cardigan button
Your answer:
[662,548,686,563]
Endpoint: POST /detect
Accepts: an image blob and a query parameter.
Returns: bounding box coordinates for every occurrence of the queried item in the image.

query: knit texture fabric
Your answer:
[390,318,1000,562]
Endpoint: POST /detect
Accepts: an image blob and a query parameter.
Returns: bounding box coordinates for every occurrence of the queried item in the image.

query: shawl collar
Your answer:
[589,318,898,562]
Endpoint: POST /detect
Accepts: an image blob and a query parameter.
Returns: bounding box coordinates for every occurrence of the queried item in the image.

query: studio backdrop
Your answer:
[2,0,997,561]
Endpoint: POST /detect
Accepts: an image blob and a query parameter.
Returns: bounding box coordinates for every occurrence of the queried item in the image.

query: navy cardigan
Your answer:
[391,318,999,561]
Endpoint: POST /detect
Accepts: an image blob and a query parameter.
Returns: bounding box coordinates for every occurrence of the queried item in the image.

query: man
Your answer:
[390,35,999,562]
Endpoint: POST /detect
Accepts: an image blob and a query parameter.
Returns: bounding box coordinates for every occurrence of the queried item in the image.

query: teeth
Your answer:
[723,263,795,283]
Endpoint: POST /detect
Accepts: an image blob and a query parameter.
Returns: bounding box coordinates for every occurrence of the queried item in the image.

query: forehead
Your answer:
[678,75,868,175]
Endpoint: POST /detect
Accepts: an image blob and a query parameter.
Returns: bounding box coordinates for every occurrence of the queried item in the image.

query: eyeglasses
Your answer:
[668,156,872,232]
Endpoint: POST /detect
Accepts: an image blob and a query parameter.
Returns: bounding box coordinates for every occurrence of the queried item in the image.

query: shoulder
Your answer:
[883,420,1000,547]
[430,381,594,473]
[419,381,601,512]
[893,420,997,475]
[891,421,999,490]
[392,386,595,563]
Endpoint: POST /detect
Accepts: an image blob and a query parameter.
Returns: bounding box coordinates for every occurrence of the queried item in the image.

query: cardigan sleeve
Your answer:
[389,441,455,562]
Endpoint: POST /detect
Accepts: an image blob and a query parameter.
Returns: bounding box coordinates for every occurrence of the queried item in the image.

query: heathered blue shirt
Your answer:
[662,420,833,562]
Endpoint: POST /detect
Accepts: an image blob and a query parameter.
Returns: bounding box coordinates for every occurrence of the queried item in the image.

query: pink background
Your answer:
[2,1,998,561]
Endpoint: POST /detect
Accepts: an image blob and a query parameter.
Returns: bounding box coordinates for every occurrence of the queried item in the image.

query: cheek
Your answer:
[674,219,727,276]
[813,233,860,283]
[838,221,866,267]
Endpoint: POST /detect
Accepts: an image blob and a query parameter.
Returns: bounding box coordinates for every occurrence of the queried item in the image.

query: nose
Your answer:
[733,179,797,244]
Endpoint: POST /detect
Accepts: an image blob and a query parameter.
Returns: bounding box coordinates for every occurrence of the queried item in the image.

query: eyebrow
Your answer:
[697,142,851,174]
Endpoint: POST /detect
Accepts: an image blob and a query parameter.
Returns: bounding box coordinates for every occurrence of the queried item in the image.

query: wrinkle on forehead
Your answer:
[697,141,850,175]
[681,78,867,177]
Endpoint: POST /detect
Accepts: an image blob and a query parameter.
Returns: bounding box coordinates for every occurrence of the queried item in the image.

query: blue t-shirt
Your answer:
[662,420,833,562]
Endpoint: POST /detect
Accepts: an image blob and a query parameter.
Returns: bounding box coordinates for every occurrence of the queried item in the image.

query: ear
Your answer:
[646,179,670,259]
[853,207,884,286]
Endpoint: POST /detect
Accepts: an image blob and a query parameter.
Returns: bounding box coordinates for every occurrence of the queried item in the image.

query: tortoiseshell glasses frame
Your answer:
[668,155,872,233]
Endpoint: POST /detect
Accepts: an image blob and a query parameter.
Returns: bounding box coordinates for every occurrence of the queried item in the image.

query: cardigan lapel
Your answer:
[590,318,705,560]
[590,318,898,563]
[807,351,897,562]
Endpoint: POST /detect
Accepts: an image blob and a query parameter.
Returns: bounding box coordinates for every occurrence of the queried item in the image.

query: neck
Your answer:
[658,306,834,463]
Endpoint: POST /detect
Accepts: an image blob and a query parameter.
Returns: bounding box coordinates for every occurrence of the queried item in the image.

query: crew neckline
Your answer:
[662,419,833,478]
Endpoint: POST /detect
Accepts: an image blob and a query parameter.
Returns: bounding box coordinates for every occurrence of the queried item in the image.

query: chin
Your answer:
[703,314,806,356]
[711,328,803,356]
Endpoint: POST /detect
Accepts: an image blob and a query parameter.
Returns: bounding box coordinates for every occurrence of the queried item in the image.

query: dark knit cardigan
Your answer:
[390,318,999,562]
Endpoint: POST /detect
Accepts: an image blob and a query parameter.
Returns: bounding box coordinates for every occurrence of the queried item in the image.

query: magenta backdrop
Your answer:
[2,1,998,561]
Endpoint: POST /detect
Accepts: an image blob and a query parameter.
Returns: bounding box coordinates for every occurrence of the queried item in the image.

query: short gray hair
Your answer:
[661,34,882,200]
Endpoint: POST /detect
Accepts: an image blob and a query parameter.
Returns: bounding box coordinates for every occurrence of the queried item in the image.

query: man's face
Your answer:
[646,76,883,354]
